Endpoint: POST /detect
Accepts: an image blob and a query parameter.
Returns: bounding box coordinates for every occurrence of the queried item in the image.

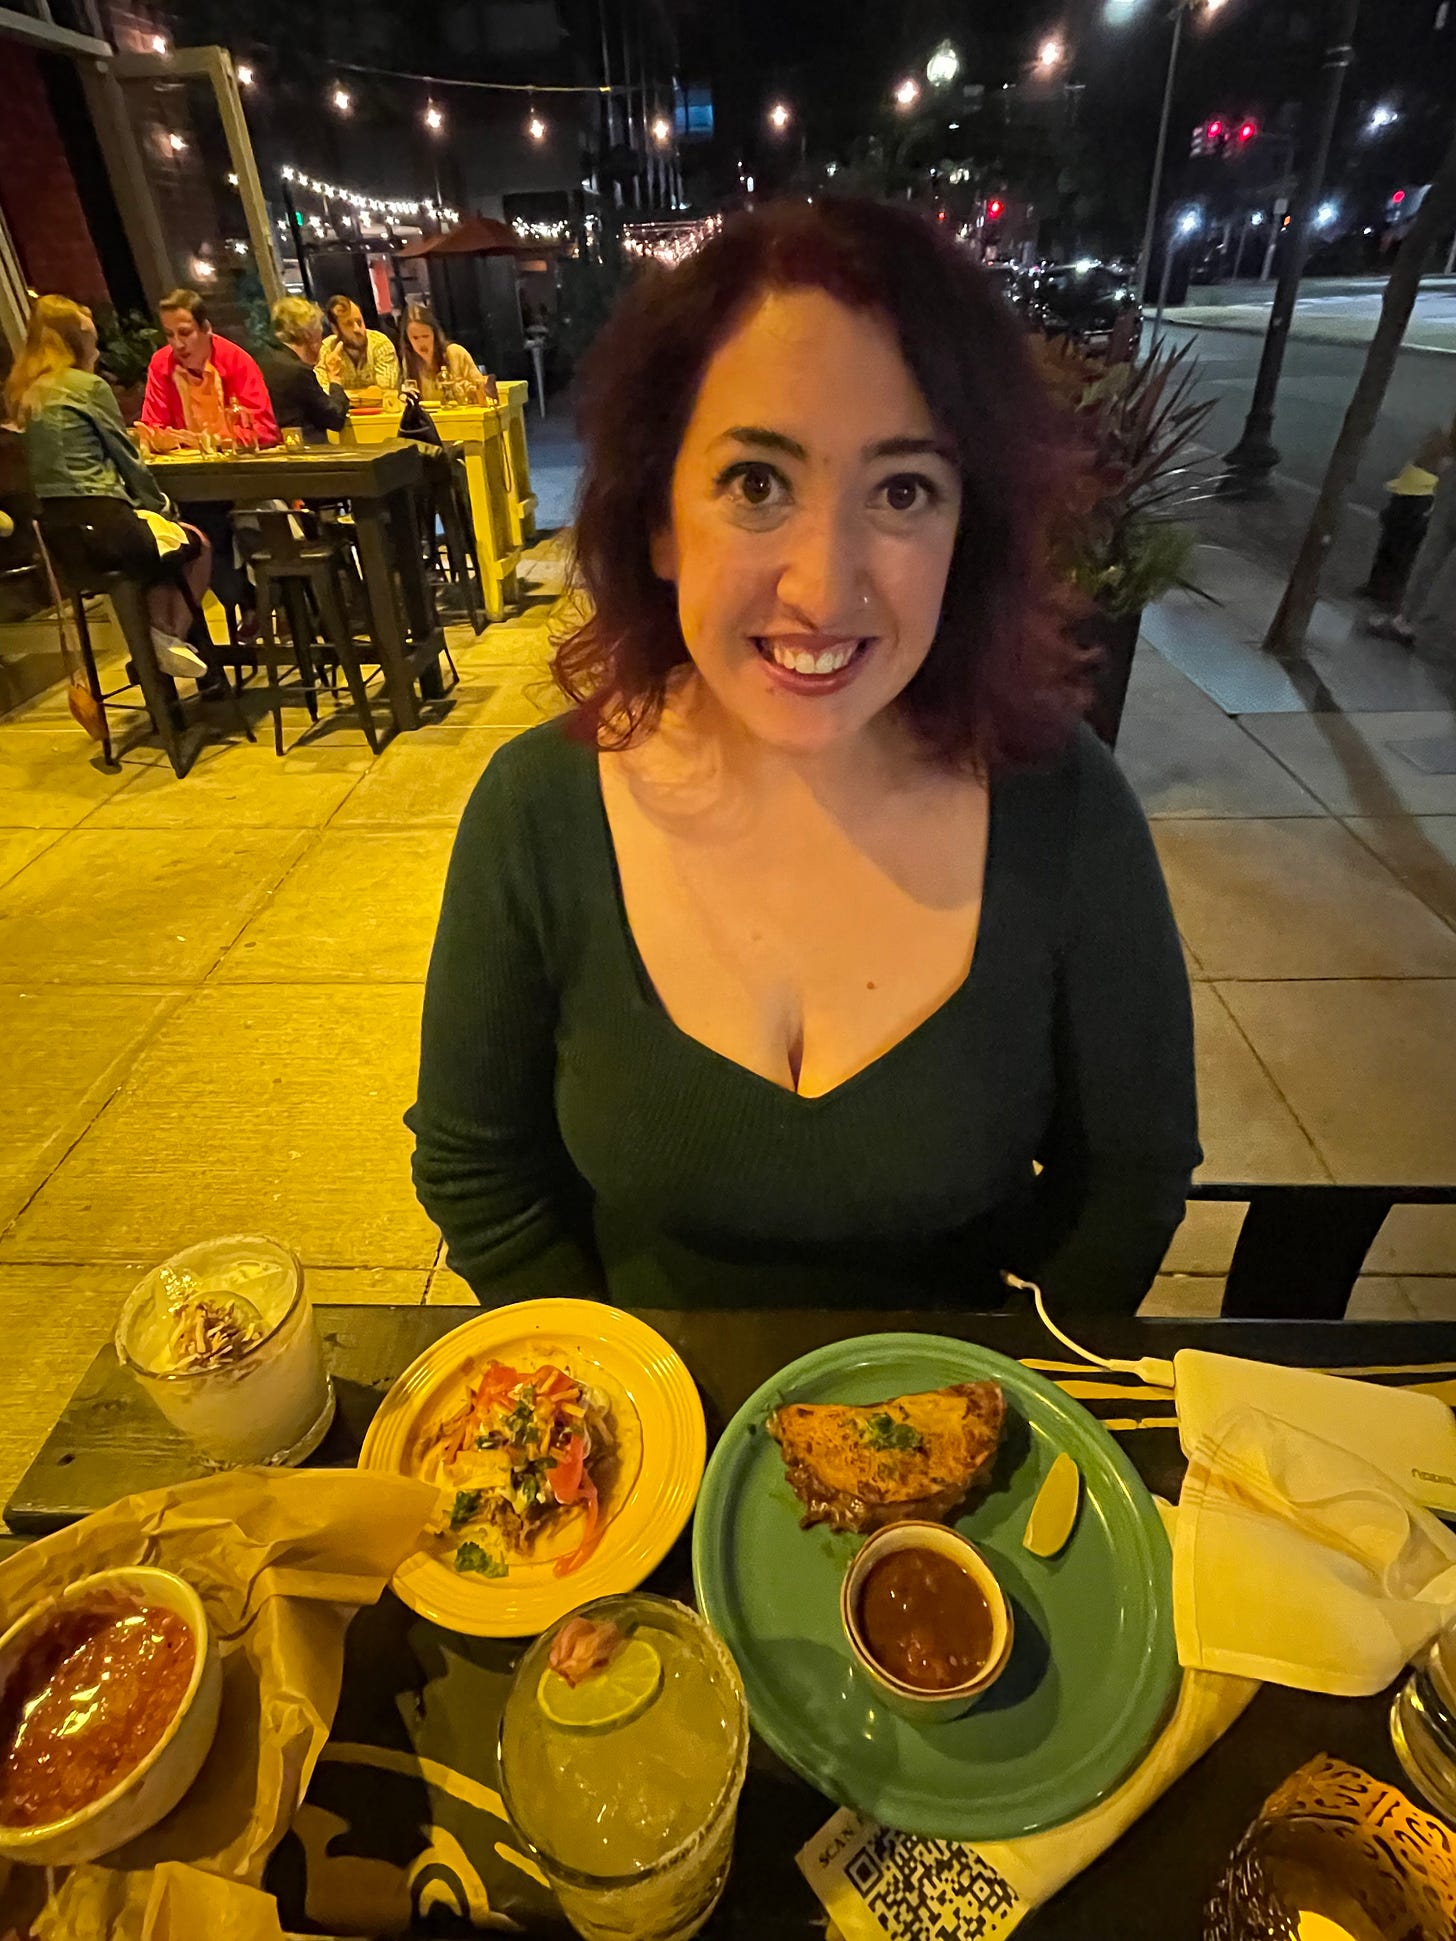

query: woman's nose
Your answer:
[775,507,868,630]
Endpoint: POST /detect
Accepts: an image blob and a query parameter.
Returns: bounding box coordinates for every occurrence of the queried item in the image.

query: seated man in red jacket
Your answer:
[140,288,278,448]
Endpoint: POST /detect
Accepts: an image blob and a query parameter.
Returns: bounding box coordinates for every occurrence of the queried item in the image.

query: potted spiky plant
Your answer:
[1033,335,1215,745]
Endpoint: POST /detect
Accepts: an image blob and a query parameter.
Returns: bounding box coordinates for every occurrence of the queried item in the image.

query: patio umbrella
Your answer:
[397,216,563,259]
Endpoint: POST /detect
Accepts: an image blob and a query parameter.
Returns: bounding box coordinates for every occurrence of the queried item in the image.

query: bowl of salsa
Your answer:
[841,1522,1013,1724]
[0,1566,221,1866]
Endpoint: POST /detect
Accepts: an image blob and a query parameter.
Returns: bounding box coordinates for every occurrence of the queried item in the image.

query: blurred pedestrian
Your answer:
[1360,415,1456,615]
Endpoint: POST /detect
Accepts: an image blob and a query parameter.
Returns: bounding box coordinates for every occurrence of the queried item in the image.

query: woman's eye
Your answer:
[876,473,939,513]
[718,462,787,510]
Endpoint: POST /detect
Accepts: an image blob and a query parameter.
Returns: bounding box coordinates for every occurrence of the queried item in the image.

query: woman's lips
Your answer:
[752,635,873,696]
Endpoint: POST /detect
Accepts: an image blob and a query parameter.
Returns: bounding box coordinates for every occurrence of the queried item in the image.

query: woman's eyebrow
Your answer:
[864,435,957,464]
[711,426,808,460]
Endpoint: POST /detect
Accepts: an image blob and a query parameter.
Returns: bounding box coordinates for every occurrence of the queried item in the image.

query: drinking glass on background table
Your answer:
[116,1235,334,1466]
[500,1593,748,1941]
[1391,1615,1456,1822]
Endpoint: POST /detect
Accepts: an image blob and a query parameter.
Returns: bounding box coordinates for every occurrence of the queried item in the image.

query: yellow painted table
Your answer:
[344,404,524,622]
[494,381,537,545]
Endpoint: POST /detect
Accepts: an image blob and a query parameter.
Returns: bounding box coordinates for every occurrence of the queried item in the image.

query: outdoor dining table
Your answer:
[7,1302,1453,1937]
[147,441,447,731]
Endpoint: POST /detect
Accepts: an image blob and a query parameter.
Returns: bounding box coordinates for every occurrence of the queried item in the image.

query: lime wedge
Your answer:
[1023,1451,1081,1558]
[537,1636,663,1730]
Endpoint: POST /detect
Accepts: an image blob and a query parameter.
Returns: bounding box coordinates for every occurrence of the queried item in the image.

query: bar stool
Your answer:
[247,509,389,756]
[422,447,487,635]
[35,505,254,778]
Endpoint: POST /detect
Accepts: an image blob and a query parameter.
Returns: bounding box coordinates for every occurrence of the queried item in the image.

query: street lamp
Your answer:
[652,115,672,146]
[1366,102,1398,134]
[1107,0,1226,307]
[768,101,791,133]
[1036,35,1067,72]
[894,77,920,110]
[1315,199,1339,227]
[926,41,960,87]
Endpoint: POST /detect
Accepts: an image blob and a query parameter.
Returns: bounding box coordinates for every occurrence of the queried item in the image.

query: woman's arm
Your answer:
[1023,728,1201,1312]
[81,375,172,514]
[406,751,601,1302]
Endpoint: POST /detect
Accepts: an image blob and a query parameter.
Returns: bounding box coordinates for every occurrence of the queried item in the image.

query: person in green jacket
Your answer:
[7,294,215,678]
[408,200,1200,1315]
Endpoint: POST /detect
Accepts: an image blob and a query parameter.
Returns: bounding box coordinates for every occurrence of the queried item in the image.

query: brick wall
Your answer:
[0,47,111,308]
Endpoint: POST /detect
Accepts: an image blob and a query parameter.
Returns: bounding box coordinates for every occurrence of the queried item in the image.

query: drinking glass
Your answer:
[116,1235,334,1466]
[1391,1616,1456,1822]
[499,1594,748,1941]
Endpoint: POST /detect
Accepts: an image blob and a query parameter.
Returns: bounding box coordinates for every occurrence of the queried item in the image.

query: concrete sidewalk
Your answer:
[1164,285,1456,355]
[0,520,1453,1506]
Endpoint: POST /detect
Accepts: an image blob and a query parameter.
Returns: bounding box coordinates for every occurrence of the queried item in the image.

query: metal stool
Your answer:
[422,447,487,635]
[247,509,388,755]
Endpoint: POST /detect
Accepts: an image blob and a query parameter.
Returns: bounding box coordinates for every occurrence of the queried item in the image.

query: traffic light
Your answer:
[1235,118,1258,144]
[1206,117,1226,143]
[987,197,1005,219]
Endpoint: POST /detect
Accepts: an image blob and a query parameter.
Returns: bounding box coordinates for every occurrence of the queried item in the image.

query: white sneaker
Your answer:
[151,631,209,680]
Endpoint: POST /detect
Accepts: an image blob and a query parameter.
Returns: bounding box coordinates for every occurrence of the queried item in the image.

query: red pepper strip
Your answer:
[549,1428,585,1505]
[554,1472,601,1577]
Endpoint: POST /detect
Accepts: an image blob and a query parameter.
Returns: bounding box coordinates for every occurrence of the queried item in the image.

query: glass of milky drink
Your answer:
[115,1236,335,1466]
[500,1593,748,1941]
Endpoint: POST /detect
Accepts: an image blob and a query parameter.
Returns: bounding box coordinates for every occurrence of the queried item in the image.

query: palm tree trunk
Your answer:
[1263,120,1456,659]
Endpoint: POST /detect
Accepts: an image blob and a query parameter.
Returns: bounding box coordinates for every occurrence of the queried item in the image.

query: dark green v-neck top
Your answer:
[406,717,1200,1314]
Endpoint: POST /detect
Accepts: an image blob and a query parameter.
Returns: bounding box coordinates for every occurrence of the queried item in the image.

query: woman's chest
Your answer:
[600,764,991,1098]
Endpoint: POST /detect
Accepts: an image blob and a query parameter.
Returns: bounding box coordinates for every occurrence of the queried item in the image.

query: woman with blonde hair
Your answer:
[399,303,494,403]
[7,294,216,678]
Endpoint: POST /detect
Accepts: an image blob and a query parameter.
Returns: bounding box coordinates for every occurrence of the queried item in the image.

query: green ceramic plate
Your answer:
[692,1334,1177,1841]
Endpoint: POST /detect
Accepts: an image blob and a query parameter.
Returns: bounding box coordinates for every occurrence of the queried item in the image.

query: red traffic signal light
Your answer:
[1392,188,1406,204]
[1236,118,1258,143]
[987,197,1005,219]
[1206,118,1226,142]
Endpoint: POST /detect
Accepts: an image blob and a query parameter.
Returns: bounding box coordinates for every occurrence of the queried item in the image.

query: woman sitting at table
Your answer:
[8,295,217,681]
[399,305,494,404]
[408,200,1200,1315]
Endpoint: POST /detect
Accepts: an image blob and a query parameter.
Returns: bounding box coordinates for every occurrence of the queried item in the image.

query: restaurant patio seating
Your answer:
[246,508,391,756]
[34,500,254,778]
[420,446,487,636]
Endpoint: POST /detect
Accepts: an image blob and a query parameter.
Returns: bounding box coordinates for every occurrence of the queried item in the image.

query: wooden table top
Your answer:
[145,438,426,500]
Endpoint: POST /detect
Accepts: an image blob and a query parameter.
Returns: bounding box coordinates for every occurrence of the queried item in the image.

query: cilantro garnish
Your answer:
[454,1541,507,1578]
[859,1413,923,1453]
[449,1488,483,1529]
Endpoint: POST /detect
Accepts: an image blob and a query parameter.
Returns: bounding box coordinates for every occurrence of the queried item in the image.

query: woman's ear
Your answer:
[650,523,679,584]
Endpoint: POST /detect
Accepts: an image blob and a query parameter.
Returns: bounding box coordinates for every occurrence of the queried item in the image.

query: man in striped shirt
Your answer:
[320,296,401,397]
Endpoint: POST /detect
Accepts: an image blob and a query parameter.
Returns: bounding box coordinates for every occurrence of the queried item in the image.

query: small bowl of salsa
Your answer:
[841,1522,1013,1723]
[0,1566,221,1866]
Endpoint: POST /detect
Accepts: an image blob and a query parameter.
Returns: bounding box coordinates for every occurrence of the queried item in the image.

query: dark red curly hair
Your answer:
[555,197,1087,770]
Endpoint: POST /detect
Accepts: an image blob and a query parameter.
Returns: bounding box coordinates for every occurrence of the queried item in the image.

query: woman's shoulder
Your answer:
[462,715,596,829]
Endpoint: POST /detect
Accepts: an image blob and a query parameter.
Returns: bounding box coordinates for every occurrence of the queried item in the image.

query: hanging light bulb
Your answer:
[425,102,444,132]
[149,33,168,54]
[236,62,254,86]
[527,111,547,141]
[331,85,352,114]
[651,115,671,146]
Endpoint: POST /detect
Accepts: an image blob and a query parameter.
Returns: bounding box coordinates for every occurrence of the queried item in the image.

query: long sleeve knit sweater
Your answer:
[407,717,1200,1313]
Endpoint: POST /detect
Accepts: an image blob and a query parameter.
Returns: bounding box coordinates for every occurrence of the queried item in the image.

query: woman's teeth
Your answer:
[762,640,860,675]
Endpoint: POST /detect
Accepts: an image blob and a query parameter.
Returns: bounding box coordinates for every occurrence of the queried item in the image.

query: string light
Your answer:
[236,62,254,86]
[229,239,249,255]
[425,101,444,131]
[894,77,920,109]
[651,115,671,145]
[149,33,168,54]
[331,85,352,113]
[768,101,791,132]
[167,131,187,152]
[527,111,547,140]
[621,214,722,267]
[190,256,215,280]
[226,170,239,186]
[513,218,569,241]
[279,163,457,224]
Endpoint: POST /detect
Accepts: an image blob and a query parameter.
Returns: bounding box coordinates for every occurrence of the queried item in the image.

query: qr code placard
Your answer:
[846,1824,1023,1941]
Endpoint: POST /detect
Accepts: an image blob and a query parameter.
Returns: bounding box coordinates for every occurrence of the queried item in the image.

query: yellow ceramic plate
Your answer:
[359,1299,705,1637]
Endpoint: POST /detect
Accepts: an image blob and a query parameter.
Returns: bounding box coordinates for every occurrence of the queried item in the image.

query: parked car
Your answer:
[1021,261,1142,352]
[983,262,1027,312]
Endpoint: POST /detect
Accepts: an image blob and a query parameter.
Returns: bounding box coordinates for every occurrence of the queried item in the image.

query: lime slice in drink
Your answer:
[1022,1451,1081,1558]
[537,1636,663,1730]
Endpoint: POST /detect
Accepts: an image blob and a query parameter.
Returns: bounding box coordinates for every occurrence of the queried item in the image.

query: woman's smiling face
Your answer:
[652,287,963,757]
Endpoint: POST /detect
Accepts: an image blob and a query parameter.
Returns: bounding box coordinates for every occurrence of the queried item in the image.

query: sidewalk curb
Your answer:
[1162,314,1456,359]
